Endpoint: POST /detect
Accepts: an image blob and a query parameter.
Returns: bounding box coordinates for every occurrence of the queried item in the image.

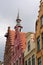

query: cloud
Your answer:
[0,0,40,61]
[0,36,5,61]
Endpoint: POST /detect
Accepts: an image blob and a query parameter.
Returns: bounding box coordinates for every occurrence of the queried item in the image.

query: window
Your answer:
[16,60,18,65]
[14,63,15,65]
[36,20,38,31]
[37,36,40,51]
[21,58,24,65]
[19,58,21,65]
[22,58,24,65]
[28,58,31,65]
[41,33,43,48]
[18,45,19,50]
[41,16,43,25]
[32,55,35,65]
[28,41,30,51]
[25,61,27,65]
[38,57,42,65]
[13,52,14,55]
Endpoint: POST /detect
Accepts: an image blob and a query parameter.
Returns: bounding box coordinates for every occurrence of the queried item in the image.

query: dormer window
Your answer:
[41,16,43,25]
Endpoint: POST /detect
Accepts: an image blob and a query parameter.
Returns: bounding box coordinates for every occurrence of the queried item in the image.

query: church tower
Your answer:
[4,11,26,65]
[35,0,43,65]
[14,11,23,32]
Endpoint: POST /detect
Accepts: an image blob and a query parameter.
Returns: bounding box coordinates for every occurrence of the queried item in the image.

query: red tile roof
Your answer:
[8,29,26,52]
[8,30,15,45]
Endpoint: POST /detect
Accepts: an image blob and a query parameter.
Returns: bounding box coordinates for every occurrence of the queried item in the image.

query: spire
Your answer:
[17,10,19,19]
[16,10,21,22]
[14,11,23,32]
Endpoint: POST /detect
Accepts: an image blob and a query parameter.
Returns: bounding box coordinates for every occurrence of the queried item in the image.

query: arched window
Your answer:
[41,33,43,48]
[41,15,43,25]
[37,36,40,51]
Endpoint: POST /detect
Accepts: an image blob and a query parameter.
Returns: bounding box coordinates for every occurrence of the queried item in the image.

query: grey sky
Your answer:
[0,0,40,61]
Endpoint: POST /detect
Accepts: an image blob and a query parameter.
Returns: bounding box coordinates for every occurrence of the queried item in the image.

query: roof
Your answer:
[26,32,35,38]
[6,28,26,52]
[8,30,15,45]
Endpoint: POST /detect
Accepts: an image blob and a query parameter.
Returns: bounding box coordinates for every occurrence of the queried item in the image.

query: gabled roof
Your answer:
[8,30,15,45]
[6,28,26,52]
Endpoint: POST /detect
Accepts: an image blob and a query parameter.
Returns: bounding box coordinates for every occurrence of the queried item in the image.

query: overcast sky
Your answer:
[0,0,40,61]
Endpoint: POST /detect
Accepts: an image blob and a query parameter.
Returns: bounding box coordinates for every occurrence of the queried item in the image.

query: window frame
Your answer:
[28,58,31,65]
[40,15,43,28]
[32,55,35,65]
[14,63,15,65]
[19,57,21,65]
[25,60,27,65]
[16,60,18,65]
[41,33,43,48]
[37,36,40,51]
[38,57,42,65]
[41,15,43,25]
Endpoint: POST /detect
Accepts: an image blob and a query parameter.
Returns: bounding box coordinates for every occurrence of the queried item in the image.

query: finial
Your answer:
[17,9,19,19]
[16,9,21,21]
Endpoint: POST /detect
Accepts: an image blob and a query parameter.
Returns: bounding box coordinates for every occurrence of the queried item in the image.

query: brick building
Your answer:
[35,0,43,65]
[4,12,26,65]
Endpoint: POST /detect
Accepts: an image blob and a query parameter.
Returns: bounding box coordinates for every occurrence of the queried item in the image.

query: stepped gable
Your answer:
[7,29,26,50]
[8,29,15,45]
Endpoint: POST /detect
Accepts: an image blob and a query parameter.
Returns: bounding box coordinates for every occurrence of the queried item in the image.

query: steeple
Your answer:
[15,11,23,32]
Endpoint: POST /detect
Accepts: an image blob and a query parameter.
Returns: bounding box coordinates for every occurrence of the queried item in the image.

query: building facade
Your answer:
[4,12,26,65]
[24,32,36,65]
[35,0,43,65]
[4,0,43,65]
[4,27,15,65]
